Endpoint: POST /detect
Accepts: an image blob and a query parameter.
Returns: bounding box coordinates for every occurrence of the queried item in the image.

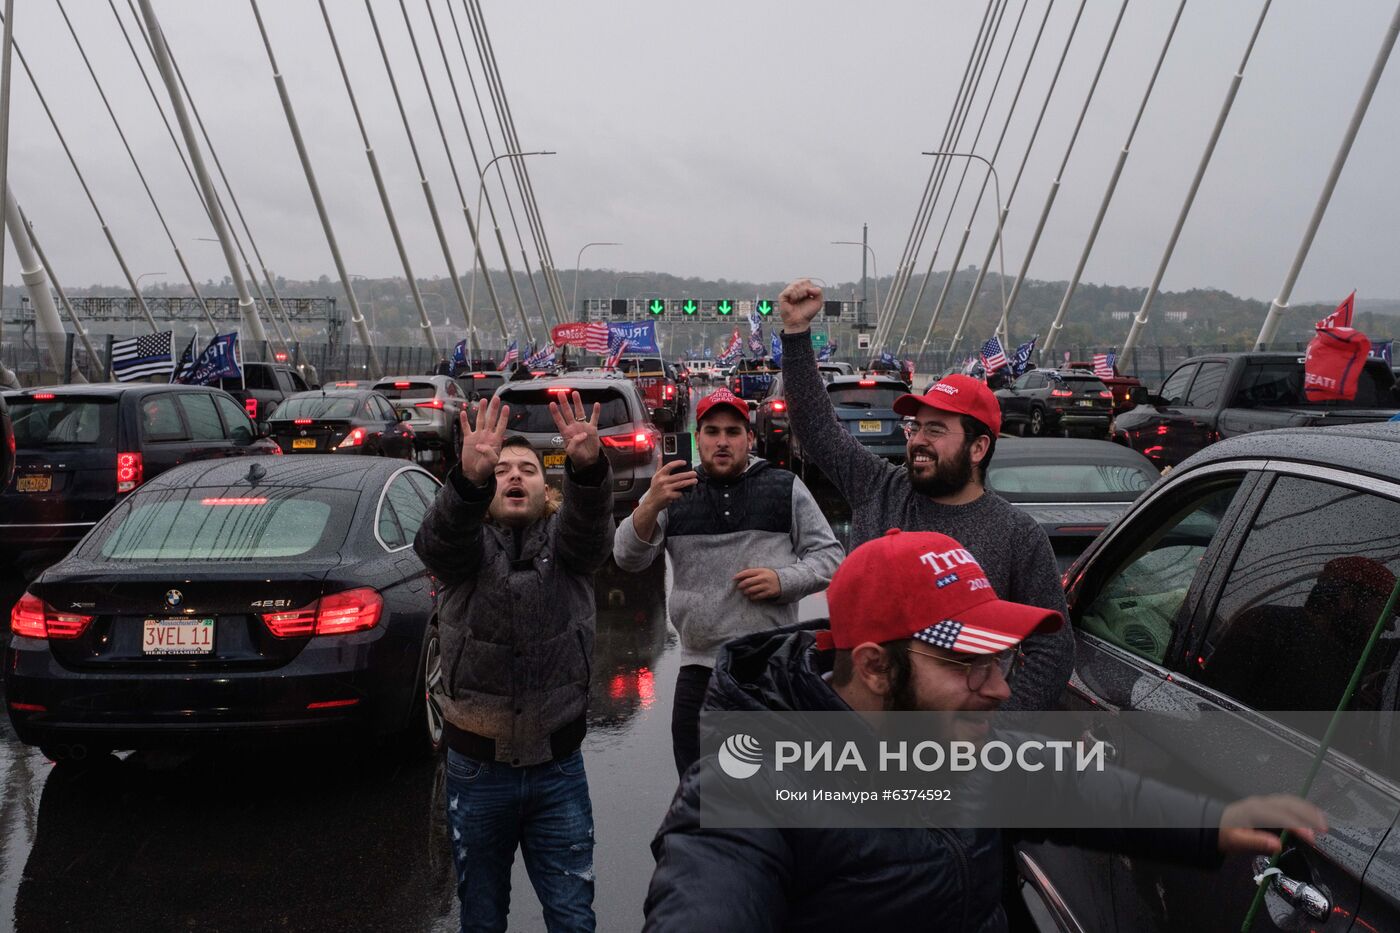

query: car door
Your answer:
[176,392,235,462]
[1128,363,1199,464]
[1172,360,1229,462]
[136,392,194,480]
[1003,372,1039,426]
[212,393,261,454]
[375,396,413,459]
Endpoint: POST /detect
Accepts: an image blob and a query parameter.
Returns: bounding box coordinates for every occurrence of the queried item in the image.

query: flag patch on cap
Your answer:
[915,619,1020,655]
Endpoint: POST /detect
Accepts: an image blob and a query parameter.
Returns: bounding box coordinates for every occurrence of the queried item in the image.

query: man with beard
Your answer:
[777,278,1070,713]
[615,388,843,776]
[643,530,1328,932]
[415,393,613,933]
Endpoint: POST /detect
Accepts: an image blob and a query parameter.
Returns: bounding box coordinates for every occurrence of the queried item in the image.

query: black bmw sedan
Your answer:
[265,389,416,458]
[5,455,445,761]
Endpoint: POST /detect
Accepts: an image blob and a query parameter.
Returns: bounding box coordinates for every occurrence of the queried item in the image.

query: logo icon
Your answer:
[718,733,764,780]
[550,435,564,447]
[164,589,183,609]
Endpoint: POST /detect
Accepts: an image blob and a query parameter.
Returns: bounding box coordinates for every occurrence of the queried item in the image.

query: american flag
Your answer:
[499,339,519,369]
[1093,351,1116,378]
[581,322,610,354]
[980,336,1008,373]
[111,330,174,381]
[605,335,629,369]
[915,619,1019,655]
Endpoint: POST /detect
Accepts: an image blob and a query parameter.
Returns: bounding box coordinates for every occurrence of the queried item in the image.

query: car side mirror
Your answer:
[747,400,758,411]
[398,409,414,422]
[257,422,272,438]
[1128,386,1149,407]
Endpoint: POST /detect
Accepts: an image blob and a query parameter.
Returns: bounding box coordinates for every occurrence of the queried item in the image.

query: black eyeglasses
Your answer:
[907,646,1016,689]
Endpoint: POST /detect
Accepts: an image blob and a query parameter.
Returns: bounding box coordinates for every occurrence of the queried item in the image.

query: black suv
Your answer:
[1020,423,1400,932]
[995,368,1113,438]
[218,362,311,426]
[1,383,280,575]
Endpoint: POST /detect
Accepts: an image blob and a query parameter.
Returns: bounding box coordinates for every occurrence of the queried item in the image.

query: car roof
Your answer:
[826,375,908,387]
[142,454,432,491]
[993,437,1157,468]
[3,383,224,398]
[497,374,634,392]
[1178,422,1400,482]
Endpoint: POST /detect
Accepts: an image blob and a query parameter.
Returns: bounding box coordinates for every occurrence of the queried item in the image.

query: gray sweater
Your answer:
[781,330,1073,711]
[615,457,844,668]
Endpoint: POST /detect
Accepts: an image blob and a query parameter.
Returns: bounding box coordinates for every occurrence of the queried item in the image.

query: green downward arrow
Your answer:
[649,300,664,315]
[683,300,698,315]
[717,300,733,315]
[757,300,773,316]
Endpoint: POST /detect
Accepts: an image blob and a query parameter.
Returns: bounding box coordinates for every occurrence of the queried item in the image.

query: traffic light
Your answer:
[610,299,628,317]
[648,299,665,316]
[682,299,698,316]
[717,299,734,316]
[756,300,774,316]
[823,301,842,318]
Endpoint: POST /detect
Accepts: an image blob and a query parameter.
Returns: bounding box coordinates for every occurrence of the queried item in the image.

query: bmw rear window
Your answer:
[373,382,437,400]
[83,486,357,561]
[271,396,359,420]
[6,397,117,447]
[988,462,1157,501]
[498,388,633,432]
[827,385,905,409]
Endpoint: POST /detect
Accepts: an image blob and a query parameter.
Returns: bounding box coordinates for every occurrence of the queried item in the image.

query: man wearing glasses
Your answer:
[776,278,1070,713]
[644,530,1326,931]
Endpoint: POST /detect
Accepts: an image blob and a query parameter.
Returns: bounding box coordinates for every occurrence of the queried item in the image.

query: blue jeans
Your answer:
[445,748,596,933]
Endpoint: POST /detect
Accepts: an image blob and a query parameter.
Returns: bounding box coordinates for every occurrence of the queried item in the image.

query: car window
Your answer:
[271,396,358,421]
[140,394,187,441]
[290,371,309,391]
[1015,372,1039,390]
[1185,362,1228,409]
[377,397,398,421]
[383,475,429,547]
[987,462,1157,499]
[243,366,274,390]
[406,471,442,505]
[213,394,255,444]
[7,397,117,447]
[377,495,407,549]
[1196,476,1400,723]
[1157,364,1198,406]
[274,370,296,393]
[827,385,905,409]
[374,382,437,400]
[1077,478,1245,664]
[178,393,226,442]
[499,388,634,432]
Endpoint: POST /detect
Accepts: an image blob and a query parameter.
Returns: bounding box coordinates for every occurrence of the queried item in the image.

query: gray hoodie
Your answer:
[614,457,843,668]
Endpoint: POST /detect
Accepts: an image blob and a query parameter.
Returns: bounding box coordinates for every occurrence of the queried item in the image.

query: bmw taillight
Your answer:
[116,451,143,493]
[262,587,384,638]
[245,398,258,420]
[10,592,94,640]
[338,427,366,449]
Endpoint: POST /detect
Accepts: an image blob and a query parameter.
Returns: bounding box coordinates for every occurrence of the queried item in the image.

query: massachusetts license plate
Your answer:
[17,474,51,492]
[292,437,318,449]
[858,420,882,433]
[143,618,214,655]
[543,452,567,468]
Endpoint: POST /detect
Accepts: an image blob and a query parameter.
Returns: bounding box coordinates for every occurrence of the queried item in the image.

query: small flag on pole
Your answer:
[1317,291,1355,330]
[605,332,630,369]
[1010,337,1037,376]
[500,339,519,369]
[1093,351,1117,378]
[582,322,610,355]
[111,330,174,381]
[979,336,1008,373]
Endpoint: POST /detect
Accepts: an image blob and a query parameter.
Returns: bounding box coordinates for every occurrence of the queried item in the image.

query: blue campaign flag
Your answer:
[1010,336,1038,376]
[606,320,658,354]
[770,331,783,366]
[703,346,713,359]
[452,339,468,367]
[1371,339,1393,366]
[177,332,241,386]
[878,350,898,367]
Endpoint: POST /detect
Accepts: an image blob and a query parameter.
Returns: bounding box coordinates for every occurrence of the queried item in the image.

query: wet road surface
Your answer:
[0,381,858,931]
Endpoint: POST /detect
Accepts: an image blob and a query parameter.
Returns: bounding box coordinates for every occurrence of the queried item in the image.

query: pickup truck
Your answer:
[217,361,311,425]
[1116,351,1400,467]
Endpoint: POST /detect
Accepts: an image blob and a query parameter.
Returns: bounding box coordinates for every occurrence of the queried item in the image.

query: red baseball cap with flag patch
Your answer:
[893,374,1002,436]
[695,388,751,424]
[816,529,1062,653]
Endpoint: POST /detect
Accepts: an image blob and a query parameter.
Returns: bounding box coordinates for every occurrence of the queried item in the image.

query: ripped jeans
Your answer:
[445,748,596,933]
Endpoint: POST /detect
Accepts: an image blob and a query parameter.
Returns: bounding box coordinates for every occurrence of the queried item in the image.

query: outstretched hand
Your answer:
[549,390,603,468]
[779,279,824,333]
[460,396,511,485]
[1218,794,1328,855]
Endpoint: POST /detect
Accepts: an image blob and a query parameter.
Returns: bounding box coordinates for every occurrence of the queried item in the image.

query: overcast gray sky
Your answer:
[4,0,1399,304]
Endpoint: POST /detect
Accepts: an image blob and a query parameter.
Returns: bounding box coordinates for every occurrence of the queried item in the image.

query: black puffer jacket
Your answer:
[644,624,1226,932]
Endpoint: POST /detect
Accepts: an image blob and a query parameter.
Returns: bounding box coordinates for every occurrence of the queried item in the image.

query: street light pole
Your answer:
[920,151,1008,354]
[471,150,555,343]
[613,274,646,301]
[831,241,879,331]
[571,241,621,321]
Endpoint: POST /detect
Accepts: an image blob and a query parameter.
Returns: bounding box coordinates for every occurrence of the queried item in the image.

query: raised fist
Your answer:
[778,279,824,333]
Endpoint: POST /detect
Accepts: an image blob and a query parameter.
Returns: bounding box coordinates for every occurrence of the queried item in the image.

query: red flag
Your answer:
[1304,327,1371,402]
[1317,291,1355,330]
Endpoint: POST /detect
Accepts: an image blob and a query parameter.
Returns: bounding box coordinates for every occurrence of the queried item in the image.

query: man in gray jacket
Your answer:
[615,388,843,776]
[415,392,613,933]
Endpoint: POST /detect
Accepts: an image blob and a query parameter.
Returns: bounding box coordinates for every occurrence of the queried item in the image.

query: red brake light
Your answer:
[11,593,93,640]
[415,399,445,409]
[1050,389,1074,398]
[771,400,787,413]
[664,385,676,399]
[245,398,258,420]
[32,392,55,400]
[335,381,358,387]
[858,379,876,387]
[274,352,288,362]
[1156,424,1169,436]
[1099,390,1114,399]
[201,497,268,506]
[337,427,366,449]
[472,373,486,379]
[263,587,383,638]
[116,451,143,493]
[600,431,656,453]
[394,381,411,389]
[548,387,572,395]
[294,418,313,425]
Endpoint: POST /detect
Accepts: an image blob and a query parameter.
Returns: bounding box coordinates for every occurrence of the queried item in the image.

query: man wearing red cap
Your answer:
[615,387,843,776]
[776,278,1071,713]
[644,530,1327,931]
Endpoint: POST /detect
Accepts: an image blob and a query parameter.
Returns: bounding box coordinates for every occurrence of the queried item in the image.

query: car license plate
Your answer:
[16,474,51,492]
[543,452,567,468]
[858,420,882,433]
[292,437,318,449]
[143,618,214,655]
[1076,399,1095,408]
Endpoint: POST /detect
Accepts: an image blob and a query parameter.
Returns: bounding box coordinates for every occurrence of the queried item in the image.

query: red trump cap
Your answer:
[893,374,1002,436]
